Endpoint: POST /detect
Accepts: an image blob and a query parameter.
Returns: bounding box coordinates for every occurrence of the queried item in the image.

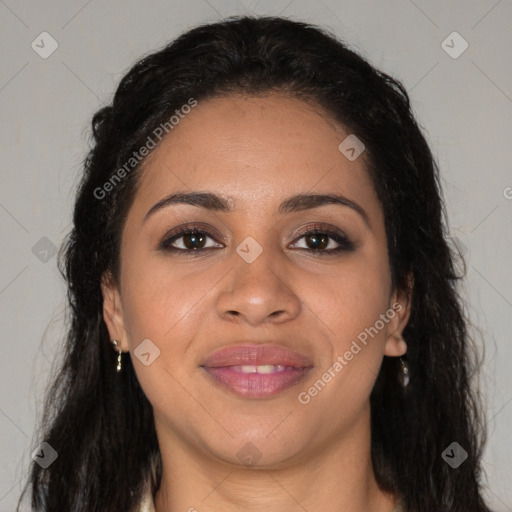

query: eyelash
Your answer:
[158,223,355,256]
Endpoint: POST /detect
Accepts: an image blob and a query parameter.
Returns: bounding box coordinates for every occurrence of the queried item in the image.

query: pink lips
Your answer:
[202,344,313,399]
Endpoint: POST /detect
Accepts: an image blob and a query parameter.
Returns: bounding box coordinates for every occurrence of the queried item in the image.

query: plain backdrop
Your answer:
[1,1,511,510]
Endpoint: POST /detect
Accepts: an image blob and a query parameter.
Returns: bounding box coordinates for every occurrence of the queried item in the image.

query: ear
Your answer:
[100,271,129,352]
[383,274,413,357]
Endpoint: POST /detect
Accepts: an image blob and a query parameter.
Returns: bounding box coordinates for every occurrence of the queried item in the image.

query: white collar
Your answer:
[138,484,156,512]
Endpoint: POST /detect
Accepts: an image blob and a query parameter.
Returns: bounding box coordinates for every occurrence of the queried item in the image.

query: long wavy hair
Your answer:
[19,15,492,512]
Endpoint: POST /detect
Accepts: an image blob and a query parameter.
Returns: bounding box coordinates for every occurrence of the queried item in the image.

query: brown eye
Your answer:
[304,233,330,250]
[159,226,223,253]
[181,232,207,250]
[159,224,354,256]
[290,225,355,255]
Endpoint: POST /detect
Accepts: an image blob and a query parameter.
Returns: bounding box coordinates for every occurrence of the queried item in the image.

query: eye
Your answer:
[158,223,354,255]
[289,224,355,255]
[158,224,224,253]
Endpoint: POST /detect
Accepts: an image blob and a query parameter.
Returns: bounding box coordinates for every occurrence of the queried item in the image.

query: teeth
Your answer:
[234,364,289,374]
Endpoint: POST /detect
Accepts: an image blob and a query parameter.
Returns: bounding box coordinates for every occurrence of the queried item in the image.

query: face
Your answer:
[102,93,410,468]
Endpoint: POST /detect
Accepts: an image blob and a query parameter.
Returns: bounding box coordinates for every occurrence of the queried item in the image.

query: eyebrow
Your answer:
[144,191,370,226]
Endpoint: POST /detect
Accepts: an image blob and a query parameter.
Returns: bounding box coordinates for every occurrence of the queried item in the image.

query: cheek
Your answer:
[297,251,392,406]
[119,254,218,344]
[118,257,214,420]
[302,253,392,344]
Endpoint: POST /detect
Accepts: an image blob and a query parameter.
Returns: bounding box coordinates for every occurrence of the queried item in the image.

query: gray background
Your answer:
[1,0,511,510]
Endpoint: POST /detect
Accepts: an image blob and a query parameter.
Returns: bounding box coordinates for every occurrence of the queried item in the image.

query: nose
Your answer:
[216,246,301,326]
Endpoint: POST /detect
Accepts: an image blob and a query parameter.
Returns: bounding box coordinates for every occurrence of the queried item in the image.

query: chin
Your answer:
[198,425,311,470]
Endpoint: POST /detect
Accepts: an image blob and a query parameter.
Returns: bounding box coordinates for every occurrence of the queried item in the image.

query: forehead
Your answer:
[133,93,379,218]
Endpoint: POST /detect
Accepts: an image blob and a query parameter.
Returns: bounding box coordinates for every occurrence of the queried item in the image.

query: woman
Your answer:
[20,15,493,512]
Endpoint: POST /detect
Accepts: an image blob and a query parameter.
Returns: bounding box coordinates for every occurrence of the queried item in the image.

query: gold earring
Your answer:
[112,340,123,373]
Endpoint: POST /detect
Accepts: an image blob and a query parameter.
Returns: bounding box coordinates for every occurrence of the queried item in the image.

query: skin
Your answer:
[102,93,411,512]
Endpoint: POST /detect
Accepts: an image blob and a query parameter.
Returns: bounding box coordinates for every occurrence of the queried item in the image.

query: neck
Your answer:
[153,408,397,512]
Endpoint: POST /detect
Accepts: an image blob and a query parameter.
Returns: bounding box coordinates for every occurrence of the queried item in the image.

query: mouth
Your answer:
[201,344,313,399]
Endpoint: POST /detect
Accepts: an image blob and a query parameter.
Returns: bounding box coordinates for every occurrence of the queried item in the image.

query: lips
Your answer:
[203,344,313,368]
[201,344,313,398]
